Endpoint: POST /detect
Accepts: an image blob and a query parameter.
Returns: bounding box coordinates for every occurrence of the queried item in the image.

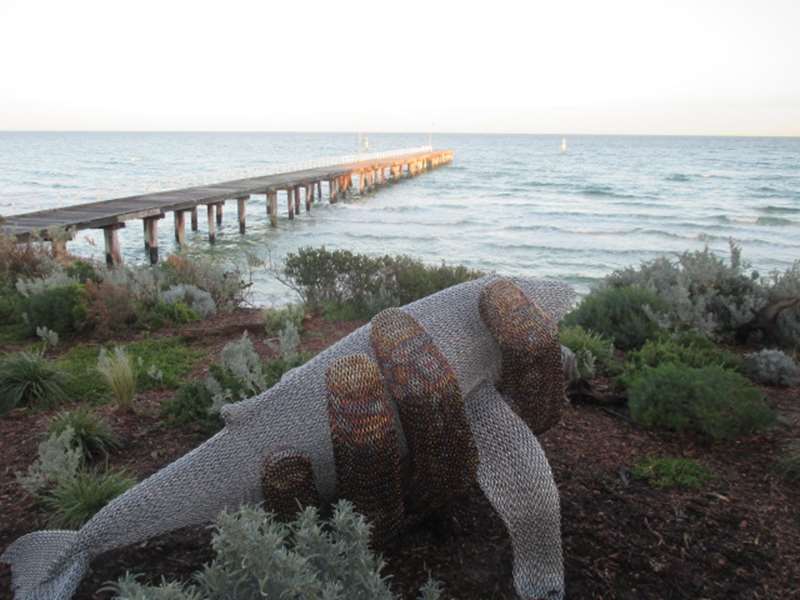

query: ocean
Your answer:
[1,132,798,304]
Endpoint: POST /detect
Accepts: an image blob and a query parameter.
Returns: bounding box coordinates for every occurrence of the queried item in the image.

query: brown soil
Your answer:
[1,312,798,599]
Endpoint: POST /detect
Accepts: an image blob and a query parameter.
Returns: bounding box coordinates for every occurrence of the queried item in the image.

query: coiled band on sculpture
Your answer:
[479,278,564,434]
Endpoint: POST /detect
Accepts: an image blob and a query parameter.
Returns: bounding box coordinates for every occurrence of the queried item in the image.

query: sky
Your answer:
[0,0,798,136]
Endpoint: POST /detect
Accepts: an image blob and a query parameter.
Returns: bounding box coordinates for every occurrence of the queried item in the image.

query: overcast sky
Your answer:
[1,0,798,135]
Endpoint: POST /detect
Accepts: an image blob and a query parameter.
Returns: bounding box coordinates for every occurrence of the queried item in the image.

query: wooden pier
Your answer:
[1,147,454,266]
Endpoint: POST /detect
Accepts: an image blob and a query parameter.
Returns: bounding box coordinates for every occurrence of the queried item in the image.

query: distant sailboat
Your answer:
[560,137,567,153]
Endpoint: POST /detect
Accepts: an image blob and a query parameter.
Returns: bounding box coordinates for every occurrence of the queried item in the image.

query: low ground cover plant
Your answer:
[0,350,68,415]
[110,501,441,600]
[631,456,713,489]
[627,363,774,440]
[621,331,742,386]
[263,303,305,336]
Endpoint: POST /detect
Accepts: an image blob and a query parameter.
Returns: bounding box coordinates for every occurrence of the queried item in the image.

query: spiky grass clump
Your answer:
[97,346,136,409]
[48,407,120,460]
[43,469,134,528]
[0,351,68,415]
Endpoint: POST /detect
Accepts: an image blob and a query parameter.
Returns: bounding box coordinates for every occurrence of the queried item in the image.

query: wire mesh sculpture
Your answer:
[2,275,573,600]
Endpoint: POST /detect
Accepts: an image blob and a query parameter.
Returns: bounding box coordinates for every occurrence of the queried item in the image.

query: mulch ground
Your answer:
[1,312,798,599]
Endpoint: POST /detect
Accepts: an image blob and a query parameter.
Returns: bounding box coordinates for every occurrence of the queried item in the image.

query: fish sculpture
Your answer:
[2,275,574,600]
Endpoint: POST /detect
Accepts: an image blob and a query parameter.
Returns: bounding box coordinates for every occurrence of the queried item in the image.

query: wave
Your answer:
[761,205,800,214]
[756,216,794,226]
[665,173,692,182]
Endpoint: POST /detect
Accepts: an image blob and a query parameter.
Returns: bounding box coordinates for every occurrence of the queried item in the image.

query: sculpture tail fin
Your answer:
[1,530,88,600]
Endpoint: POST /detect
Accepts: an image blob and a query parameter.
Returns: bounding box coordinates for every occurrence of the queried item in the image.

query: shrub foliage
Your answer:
[111,501,440,600]
[563,285,666,350]
[627,363,774,440]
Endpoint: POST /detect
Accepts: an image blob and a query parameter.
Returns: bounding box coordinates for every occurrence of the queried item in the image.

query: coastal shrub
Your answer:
[776,442,800,483]
[0,351,68,414]
[162,283,217,319]
[606,243,800,346]
[48,407,120,460]
[110,501,441,600]
[216,332,266,397]
[621,331,742,386]
[562,285,665,350]
[161,381,220,431]
[627,363,774,440]
[161,254,249,312]
[43,469,135,528]
[65,259,100,284]
[265,352,312,389]
[138,299,199,329]
[263,303,305,336]
[742,349,800,387]
[23,283,88,336]
[84,280,138,338]
[559,325,618,379]
[97,347,136,410]
[631,456,713,489]
[281,247,482,318]
[0,233,56,284]
[16,427,82,496]
[768,260,800,347]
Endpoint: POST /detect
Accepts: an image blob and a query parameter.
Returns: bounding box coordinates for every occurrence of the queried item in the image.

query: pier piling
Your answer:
[237,197,247,234]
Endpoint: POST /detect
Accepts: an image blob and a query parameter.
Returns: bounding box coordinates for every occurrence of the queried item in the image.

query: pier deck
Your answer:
[1,146,453,265]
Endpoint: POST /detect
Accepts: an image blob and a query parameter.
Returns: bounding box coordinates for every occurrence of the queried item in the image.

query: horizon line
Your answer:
[1,129,799,139]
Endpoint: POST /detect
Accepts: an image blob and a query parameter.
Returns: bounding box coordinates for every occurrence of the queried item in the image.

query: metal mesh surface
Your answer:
[2,274,574,600]
[261,448,320,521]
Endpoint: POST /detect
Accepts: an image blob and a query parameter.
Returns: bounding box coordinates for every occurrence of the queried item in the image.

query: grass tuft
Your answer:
[632,456,713,489]
[97,347,136,409]
[43,469,135,528]
[48,406,120,460]
[0,351,68,414]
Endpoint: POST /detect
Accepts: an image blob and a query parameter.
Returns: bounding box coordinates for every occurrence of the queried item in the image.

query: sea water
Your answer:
[1,132,798,304]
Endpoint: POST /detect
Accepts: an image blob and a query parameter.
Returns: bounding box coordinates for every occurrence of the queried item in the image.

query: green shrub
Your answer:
[24,283,88,336]
[263,303,305,336]
[563,285,665,350]
[138,300,199,330]
[161,381,220,431]
[48,407,120,460]
[265,353,312,389]
[775,442,800,483]
[628,363,774,440]
[559,325,618,379]
[281,247,482,319]
[621,331,742,386]
[631,456,713,489]
[110,501,441,600]
[43,469,135,528]
[65,259,100,283]
[97,347,136,410]
[161,254,249,312]
[0,351,68,414]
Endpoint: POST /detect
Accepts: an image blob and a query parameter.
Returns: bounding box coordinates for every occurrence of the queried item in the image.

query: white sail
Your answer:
[560,137,567,153]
